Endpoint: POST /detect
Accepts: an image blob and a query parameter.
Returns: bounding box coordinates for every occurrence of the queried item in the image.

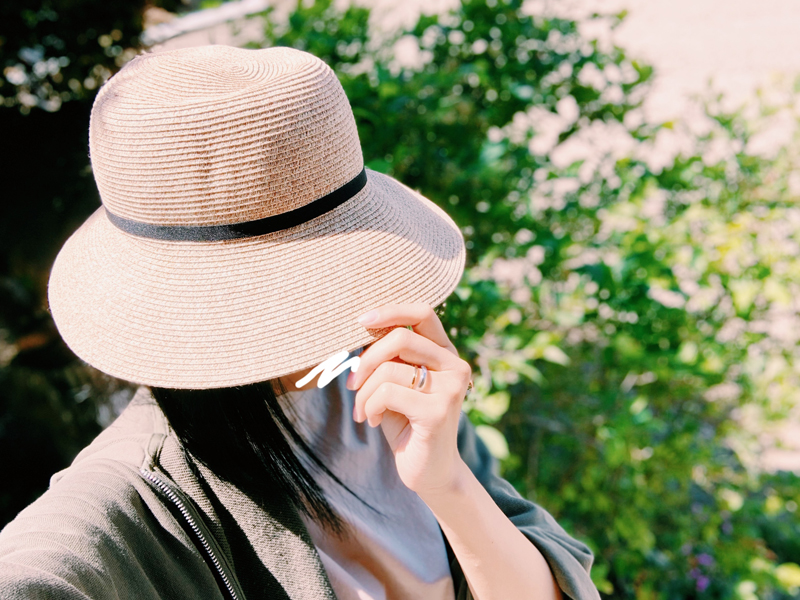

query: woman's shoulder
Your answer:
[0,387,221,599]
[21,386,169,511]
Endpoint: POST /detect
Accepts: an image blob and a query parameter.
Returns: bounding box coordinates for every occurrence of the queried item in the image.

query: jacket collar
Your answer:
[68,385,338,600]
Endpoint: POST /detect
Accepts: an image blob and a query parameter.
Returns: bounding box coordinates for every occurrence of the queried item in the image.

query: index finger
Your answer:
[357,302,457,355]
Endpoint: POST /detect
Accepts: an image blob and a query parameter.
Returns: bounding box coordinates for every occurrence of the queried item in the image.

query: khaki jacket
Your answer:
[0,385,600,600]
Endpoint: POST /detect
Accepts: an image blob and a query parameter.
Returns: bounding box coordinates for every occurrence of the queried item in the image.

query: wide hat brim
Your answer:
[48,169,466,389]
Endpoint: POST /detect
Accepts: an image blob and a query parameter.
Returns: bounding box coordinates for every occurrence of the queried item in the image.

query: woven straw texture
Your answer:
[47,45,466,389]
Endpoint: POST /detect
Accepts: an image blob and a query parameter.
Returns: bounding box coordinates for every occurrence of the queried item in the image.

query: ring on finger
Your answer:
[410,364,428,390]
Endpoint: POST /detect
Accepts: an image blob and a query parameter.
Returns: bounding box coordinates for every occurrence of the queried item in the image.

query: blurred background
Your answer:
[3,0,800,597]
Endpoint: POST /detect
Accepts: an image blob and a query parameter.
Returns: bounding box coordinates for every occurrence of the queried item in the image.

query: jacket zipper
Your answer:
[139,468,241,600]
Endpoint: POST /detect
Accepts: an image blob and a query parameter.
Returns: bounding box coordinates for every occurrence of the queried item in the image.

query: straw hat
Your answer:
[47,45,466,389]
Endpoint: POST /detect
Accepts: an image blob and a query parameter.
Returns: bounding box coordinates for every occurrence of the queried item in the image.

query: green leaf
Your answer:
[775,563,800,593]
[475,425,510,460]
[542,345,570,366]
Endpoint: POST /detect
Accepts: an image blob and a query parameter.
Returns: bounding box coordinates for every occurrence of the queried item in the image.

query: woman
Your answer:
[0,45,599,599]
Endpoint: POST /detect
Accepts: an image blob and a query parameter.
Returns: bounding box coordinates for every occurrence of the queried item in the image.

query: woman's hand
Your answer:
[348,302,567,600]
[347,302,473,498]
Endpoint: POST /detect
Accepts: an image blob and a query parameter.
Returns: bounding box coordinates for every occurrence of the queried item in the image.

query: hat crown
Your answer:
[89,45,363,226]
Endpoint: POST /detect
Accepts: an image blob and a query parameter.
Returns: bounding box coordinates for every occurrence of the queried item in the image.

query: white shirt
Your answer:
[278,351,456,600]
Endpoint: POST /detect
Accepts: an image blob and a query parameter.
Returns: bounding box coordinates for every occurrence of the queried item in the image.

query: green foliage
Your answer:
[0,0,170,525]
[4,0,800,597]
[0,0,182,112]
[252,0,800,596]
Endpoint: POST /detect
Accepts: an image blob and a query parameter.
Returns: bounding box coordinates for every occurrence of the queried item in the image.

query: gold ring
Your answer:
[410,364,428,390]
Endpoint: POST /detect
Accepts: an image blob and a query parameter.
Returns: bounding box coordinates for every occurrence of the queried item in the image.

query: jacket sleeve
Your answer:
[445,411,600,600]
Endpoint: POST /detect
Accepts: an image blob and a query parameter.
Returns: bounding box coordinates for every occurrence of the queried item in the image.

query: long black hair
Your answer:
[149,303,447,540]
[148,374,381,540]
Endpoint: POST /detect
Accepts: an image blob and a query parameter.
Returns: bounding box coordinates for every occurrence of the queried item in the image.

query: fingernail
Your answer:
[346,372,356,390]
[357,310,378,325]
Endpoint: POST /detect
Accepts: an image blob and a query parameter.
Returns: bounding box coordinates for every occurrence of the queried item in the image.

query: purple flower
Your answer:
[696,576,710,592]
[722,521,733,535]
[690,568,701,579]
[697,553,714,567]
